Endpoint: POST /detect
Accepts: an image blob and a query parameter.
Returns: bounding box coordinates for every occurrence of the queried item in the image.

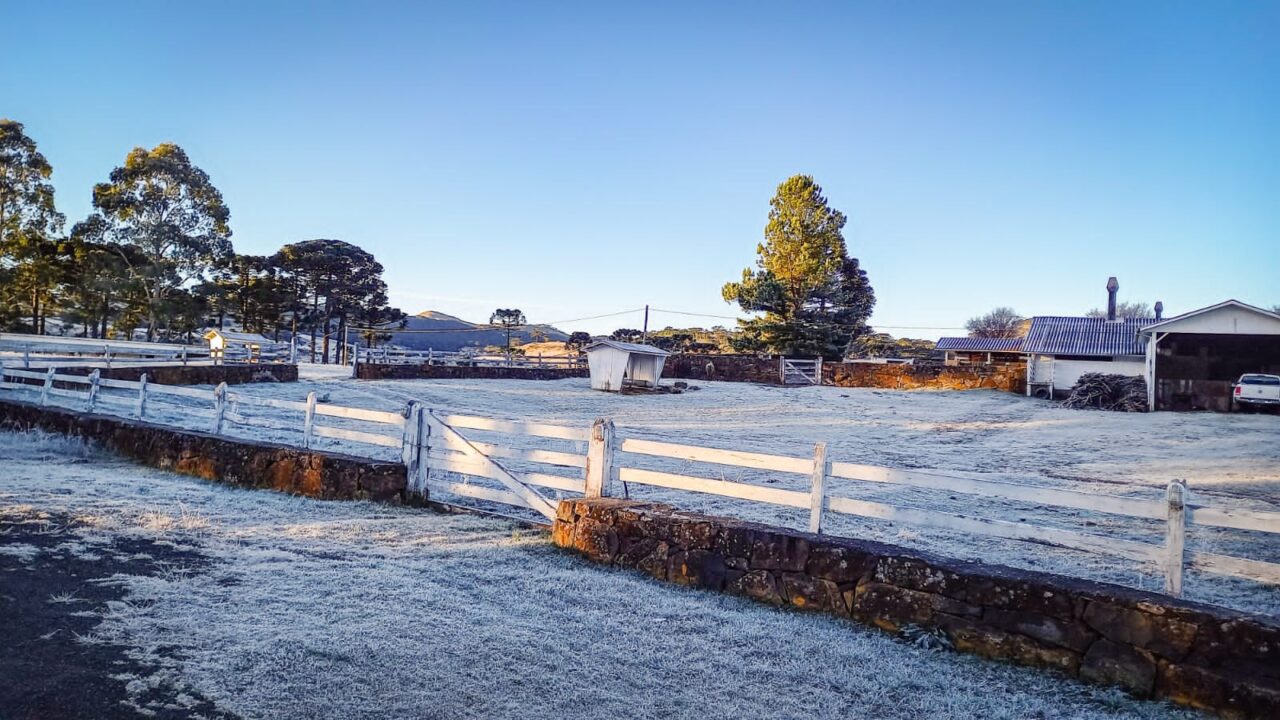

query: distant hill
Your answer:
[385,311,569,351]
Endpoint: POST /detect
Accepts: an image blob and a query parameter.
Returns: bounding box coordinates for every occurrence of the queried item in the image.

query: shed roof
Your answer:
[1138,299,1280,335]
[1022,316,1151,357]
[584,340,671,357]
[935,337,1024,352]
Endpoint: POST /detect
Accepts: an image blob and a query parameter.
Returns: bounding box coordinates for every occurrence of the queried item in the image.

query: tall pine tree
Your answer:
[722,175,874,358]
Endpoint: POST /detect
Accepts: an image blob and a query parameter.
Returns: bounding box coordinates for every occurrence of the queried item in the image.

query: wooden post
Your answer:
[808,442,829,534]
[23,345,30,369]
[1164,479,1187,596]
[303,391,317,449]
[104,344,112,368]
[401,402,430,497]
[136,373,149,419]
[181,347,188,366]
[212,382,227,434]
[290,337,297,364]
[584,417,616,498]
[40,367,55,406]
[86,369,101,412]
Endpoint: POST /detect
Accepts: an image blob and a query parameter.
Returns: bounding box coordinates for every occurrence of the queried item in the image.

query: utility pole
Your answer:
[642,305,649,343]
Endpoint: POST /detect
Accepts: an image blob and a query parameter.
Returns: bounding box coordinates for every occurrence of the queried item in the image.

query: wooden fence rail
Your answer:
[2,366,1278,596]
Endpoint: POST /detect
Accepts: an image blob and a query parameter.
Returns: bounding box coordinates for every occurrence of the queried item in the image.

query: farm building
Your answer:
[935,337,1025,367]
[1139,300,1280,411]
[584,340,670,392]
[204,330,286,363]
[1023,277,1152,399]
[1022,316,1152,398]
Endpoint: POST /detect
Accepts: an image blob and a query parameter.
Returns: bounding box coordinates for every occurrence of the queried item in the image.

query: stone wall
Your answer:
[45,363,298,386]
[554,499,1279,717]
[355,363,586,381]
[663,354,1025,393]
[0,399,407,503]
[663,354,786,385]
[824,362,1025,393]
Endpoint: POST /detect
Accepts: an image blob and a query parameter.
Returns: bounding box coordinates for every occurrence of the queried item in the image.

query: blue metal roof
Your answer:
[935,337,1024,352]
[1022,316,1151,357]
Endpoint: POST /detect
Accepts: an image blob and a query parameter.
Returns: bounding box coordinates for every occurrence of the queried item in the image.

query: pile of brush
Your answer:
[1063,373,1149,412]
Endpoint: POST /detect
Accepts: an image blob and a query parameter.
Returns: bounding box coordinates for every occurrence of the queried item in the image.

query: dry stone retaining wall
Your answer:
[0,399,407,503]
[554,498,1279,718]
[664,354,1025,393]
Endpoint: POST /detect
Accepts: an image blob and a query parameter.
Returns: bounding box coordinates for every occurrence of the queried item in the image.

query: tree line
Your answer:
[0,119,402,362]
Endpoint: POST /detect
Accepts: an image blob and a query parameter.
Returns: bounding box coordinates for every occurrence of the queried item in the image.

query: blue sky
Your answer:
[4,1,1277,337]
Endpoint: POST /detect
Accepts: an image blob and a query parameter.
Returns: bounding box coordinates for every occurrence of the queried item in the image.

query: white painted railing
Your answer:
[354,346,585,370]
[1,367,1276,597]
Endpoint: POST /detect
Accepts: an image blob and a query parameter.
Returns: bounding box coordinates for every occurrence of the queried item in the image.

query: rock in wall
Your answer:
[554,498,1279,717]
[0,399,406,503]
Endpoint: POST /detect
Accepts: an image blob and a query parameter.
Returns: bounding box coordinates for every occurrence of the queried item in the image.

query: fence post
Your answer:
[40,367,55,406]
[584,417,616,498]
[212,382,227,434]
[808,442,829,534]
[290,337,298,364]
[181,347,188,366]
[103,344,112,368]
[1164,479,1187,596]
[23,345,30,369]
[303,391,317,449]
[401,402,430,498]
[136,373,148,419]
[86,369,101,412]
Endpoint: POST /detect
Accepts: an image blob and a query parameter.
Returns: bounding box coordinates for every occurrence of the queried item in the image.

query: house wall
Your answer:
[1052,358,1145,392]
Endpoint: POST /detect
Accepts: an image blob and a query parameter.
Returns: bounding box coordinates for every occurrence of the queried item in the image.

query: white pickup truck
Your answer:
[1232,374,1280,411]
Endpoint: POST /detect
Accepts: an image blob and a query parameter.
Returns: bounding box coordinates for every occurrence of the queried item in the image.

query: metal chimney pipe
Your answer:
[1154,301,1164,321]
[1106,277,1119,321]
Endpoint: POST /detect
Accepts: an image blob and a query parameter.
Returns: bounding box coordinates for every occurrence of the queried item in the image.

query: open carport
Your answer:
[1140,300,1280,411]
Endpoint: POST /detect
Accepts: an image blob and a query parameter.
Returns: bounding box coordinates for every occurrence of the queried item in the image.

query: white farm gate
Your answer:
[780,357,822,385]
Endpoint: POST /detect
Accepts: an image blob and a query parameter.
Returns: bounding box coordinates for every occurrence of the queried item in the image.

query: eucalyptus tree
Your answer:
[84,143,232,340]
[0,120,66,332]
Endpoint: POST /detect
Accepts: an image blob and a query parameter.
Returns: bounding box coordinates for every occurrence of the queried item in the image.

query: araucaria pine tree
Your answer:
[722,175,874,358]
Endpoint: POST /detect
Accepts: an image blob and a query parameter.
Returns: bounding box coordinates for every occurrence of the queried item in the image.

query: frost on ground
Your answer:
[0,430,1199,720]
[7,371,1280,616]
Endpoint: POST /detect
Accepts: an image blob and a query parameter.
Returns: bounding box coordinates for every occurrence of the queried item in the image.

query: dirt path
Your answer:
[0,508,233,720]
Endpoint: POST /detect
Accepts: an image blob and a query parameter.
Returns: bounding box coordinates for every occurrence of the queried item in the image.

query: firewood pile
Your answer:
[1062,373,1149,412]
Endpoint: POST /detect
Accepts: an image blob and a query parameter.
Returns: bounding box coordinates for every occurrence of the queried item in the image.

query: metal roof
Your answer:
[1022,316,1151,357]
[583,340,671,356]
[935,337,1024,352]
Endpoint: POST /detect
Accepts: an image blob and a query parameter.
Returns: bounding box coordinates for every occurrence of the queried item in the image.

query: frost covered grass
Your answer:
[7,372,1280,615]
[173,372,1280,615]
[0,429,1198,719]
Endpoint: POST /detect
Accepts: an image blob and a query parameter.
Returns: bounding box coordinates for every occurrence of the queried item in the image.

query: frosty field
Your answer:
[6,366,1279,616]
[0,430,1197,719]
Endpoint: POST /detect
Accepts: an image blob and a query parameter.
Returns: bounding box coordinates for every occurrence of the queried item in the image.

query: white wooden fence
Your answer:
[1,368,1277,598]
[0,333,213,369]
[354,346,585,370]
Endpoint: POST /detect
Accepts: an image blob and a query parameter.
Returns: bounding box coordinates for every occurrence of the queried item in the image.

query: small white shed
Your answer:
[584,340,671,392]
[203,330,275,363]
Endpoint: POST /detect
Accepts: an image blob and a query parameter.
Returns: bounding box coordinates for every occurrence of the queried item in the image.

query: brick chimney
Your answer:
[1154,301,1164,321]
[1106,277,1119,321]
